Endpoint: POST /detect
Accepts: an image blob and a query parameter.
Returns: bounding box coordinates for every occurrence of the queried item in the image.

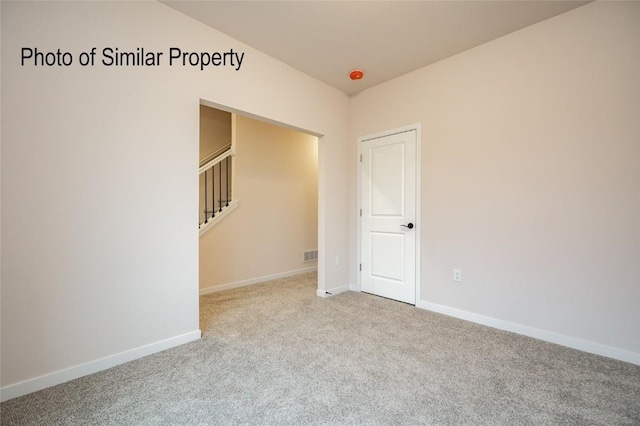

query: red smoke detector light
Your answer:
[350,69,364,80]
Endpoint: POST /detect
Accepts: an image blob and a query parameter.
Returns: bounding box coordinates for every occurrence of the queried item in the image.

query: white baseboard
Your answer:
[419,301,640,366]
[0,330,201,402]
[316,285,350,298]
[199,266,318,295]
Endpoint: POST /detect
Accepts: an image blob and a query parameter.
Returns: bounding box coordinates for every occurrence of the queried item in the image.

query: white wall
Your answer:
[199,115,318,292]
[350,1,640,362]
[1,1,349,399]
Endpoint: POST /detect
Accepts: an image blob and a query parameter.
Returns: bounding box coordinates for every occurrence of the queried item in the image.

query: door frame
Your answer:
[356,123,422,305]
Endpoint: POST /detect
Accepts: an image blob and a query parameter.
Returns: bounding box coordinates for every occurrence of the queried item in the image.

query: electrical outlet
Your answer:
[453,269,462,282]
[335,256,341,266]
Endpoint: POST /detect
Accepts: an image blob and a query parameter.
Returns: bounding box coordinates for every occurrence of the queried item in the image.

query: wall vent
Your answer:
[303,249,318,263]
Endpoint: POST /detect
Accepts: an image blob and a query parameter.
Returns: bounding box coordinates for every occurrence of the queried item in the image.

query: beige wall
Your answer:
[1,1,349,397]
[200,105,231,162]
[200,115,318,291]
[350,1,640,358]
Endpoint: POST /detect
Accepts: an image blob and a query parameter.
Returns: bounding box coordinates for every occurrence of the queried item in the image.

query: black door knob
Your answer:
[401,223,414,229]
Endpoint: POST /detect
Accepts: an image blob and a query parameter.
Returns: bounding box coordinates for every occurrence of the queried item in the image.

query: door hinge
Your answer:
[360,154,362,162]
[360,208,362,217]
[359,264,362,271]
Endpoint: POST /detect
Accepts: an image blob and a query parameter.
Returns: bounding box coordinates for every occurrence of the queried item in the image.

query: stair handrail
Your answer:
[199,143,233,175]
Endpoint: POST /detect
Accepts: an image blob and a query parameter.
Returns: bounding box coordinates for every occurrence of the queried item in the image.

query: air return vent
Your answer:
[303,249,318,263]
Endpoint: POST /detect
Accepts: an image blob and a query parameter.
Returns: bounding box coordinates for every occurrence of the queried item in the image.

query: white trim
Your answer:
[419,301,640,366]
[356,124,422,305]
[199,267,318,295]
[414,125,422,305]
[231,114,237,216]
[0,330,201,402]
[198,146,234,175]
[316,285,350,298]
[199,200,239,237]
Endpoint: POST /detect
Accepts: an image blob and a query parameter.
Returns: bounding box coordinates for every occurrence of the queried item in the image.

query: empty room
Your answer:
[1,1,639,424]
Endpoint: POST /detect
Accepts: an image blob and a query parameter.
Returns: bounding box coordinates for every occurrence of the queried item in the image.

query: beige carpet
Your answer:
[1,272,639,425]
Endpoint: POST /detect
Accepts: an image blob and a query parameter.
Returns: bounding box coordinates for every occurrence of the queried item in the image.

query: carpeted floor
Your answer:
[1,272,639,425]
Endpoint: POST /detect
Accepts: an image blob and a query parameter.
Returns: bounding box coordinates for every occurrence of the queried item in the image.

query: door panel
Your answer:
[370,232,405,282]
[370,143,405,217]
[361,130,416,304]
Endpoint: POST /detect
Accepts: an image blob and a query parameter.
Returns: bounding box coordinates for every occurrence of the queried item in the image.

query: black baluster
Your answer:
[219,160,222,212]
[226,156,230,207]
[211,165,215,218]
[203,170,208,224]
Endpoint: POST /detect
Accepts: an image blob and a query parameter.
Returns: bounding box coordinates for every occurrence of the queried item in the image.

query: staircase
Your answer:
[199,143,238,235]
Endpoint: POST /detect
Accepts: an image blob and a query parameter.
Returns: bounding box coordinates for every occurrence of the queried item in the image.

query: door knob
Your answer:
[401,223,414,229]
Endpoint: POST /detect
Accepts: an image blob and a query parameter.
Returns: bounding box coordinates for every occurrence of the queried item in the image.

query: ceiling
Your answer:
[162,1,590,95]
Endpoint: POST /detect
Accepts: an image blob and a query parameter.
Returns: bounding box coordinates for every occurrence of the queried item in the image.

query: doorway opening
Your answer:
[198,103,319,299]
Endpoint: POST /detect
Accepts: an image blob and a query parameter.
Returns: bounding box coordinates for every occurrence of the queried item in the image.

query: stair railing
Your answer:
[199,144,233,229]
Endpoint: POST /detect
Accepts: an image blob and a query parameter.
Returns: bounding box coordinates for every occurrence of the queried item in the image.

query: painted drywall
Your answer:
[200,115,318,291]
[350,1,640,359]
[1,1,349,397]
[200,105,231,162]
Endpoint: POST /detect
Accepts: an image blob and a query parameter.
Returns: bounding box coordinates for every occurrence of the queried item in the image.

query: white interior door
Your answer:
[360,129,417,304]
